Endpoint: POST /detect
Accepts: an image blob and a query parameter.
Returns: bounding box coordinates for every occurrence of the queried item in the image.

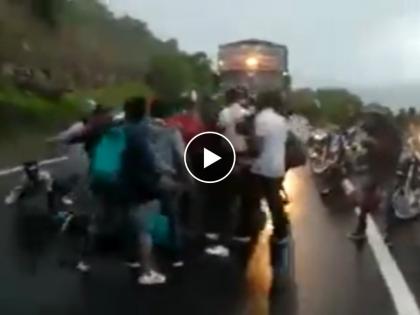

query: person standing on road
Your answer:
[165,97,208,243]
[147,99,188,267]
[248,91,290,243]
[218,88,251,155]
[348,107,402,245]
[46,104,106,147]
[121,97,167,284]
[165,97,206,145]
[202,88,253,258]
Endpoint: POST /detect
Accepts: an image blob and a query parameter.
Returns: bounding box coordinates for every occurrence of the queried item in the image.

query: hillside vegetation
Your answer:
[0,0,213,90]
[0,0,214,136]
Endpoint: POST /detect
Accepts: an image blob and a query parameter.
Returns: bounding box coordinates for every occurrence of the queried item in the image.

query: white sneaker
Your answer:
[138,270,167,285]
[321,188,331,195]
[61,196,74,206]
[5,193,18,205]
[205,245,230,258]
[205,233,220,241]
[172,261,184,268]
[76,261,91,273]
[124,261,141,269]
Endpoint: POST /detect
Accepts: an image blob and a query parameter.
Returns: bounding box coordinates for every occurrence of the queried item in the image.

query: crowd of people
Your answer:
[6,83,416,290]
[5,88,306,286]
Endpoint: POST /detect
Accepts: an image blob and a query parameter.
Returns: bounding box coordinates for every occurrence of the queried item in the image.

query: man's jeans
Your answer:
[248,174,289,241]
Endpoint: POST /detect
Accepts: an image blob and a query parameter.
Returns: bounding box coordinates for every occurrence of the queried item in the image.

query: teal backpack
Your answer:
[90,126,126,186]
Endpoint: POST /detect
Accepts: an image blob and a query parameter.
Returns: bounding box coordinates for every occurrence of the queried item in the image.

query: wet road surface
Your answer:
[0,151,413,315]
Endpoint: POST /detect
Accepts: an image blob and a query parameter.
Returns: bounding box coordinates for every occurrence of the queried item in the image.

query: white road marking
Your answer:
[365,213,420,315]
[0,156,69,177]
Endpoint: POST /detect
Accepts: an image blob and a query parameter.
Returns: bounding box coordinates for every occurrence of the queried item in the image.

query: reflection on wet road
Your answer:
[244,203,272,315]
[0,157,408,315]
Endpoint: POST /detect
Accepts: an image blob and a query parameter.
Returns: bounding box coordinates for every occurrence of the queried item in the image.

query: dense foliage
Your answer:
[0,0,214,94]
[290,88,363,127]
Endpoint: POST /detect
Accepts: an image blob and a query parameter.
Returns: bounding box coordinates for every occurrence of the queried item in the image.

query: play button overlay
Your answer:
[203,148,221,169]
[184,132,236,184]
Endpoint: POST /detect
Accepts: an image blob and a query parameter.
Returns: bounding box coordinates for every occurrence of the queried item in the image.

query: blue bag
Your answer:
[147,211,171,247]
[138,200,172,248]
[90,127,126,186]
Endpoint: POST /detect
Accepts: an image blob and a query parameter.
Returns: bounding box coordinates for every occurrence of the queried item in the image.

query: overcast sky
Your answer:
[106,0,420,89]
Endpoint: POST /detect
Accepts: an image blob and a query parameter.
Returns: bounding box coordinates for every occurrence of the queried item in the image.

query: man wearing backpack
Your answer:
[66,100,165,284]
[120,97,169,285]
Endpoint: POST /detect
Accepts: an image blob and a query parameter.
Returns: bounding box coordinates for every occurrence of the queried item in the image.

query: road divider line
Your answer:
[0,156,69,177]
[366,213,420,315]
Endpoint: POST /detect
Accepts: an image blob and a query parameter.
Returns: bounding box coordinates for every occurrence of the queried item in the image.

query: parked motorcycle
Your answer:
[308,130,347,195]
[391,145,420,220]
[308,130,329,174]
[343,127,369,174]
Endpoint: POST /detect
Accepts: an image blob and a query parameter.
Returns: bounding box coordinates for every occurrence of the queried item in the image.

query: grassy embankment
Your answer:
[0,82,152,167]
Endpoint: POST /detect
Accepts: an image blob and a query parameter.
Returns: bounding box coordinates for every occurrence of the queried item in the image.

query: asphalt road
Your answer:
[0,149,418,315]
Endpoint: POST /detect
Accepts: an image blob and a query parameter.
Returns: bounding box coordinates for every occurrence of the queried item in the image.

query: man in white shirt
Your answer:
[218,88,251,154]
[204,88,252,258]
[250,91,290,242]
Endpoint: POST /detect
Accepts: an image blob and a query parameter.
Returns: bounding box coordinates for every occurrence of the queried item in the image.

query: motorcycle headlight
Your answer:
[310,152,319,159]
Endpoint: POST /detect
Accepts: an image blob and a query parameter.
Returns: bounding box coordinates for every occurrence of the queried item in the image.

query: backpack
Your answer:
[90,126,126,187]
[147,211,171,248]
[285,131,307,170]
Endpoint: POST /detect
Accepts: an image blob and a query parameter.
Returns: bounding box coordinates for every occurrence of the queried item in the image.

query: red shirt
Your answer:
[166,113,206,144]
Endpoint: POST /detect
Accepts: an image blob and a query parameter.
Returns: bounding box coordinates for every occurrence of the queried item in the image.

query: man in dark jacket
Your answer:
[348,108,402,245]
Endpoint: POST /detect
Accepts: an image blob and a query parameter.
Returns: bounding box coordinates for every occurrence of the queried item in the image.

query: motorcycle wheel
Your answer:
[392,190,420,220]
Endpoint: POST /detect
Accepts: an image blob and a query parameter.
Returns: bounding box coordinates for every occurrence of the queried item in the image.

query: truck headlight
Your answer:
[246,57,259,69]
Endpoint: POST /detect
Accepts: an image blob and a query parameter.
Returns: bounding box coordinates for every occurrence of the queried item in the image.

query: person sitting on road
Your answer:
[4,161,73,212]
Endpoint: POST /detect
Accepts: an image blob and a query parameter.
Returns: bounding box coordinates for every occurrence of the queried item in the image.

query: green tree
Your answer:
[395,108,408,128]
[187,52,214,95]
[146,54,194,101]
[1,0,216,95]
[289,88,321,123]
[316,88,362,127]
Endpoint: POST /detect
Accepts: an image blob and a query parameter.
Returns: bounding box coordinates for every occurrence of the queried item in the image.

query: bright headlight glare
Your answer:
[246,56,259,69]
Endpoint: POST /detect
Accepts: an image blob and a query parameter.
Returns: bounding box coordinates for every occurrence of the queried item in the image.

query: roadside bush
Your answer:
[0,84,81,134]
[66,82,152,107]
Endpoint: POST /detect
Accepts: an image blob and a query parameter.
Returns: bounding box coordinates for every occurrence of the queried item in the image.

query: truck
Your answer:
[218,39,291,94]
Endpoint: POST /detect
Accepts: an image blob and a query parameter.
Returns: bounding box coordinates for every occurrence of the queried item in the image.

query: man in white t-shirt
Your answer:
[218,88,251,154]
[250,91,290,242]
[252,109,288,178]
[204,89,252,258]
